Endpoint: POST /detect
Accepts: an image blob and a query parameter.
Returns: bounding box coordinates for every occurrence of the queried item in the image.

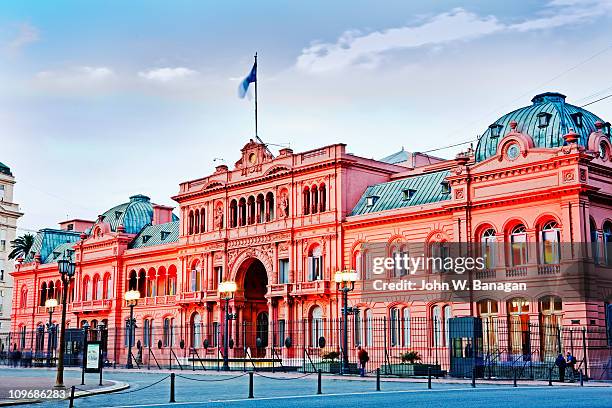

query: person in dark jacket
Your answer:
[566,352,577,381]
[357,346,369,377]
[555,353,566,382]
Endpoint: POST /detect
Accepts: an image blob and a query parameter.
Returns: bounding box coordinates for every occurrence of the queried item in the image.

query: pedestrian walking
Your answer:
[566,352,577,382]
[357,346,369,377]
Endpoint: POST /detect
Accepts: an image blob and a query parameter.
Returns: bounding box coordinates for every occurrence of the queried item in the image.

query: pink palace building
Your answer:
[8,92,612,377]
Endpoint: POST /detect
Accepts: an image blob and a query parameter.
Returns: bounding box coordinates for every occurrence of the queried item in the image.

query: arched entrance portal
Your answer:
[238,258,269,357]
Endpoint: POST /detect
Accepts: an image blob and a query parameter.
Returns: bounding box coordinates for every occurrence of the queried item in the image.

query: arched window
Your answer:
[200,208,206,232]
[540,221,560,264]
[146,268,156,297]
[191,313,202,348]
[167,265,177,296]
[363,309,373,347]
[256,194,265,223]
[352,250,362,278]
[20,286,28,309]
[390,307,400,346]
[143,319,151,347]
[477,299,498,351]
[92,275,100,300]
[54,280,61,302]
[432,305,442,346]
[128,270,137,291]
[191,262,201,292]
[590,218,599,262]
[247,196,256,224]
[40,282,47,306]
[188,210,194,235]
[194,209,200,234]
[510,224,528,266]
[307,245,323,281]
[319,184,326,212]
[481,228,497,269]
[265,192,275,221]
[507,298,530,355]
[239,198,247,226]
[137,269,146,298]
[402,308,411,347]
[310,306,323,347]
[229,200,238,228]
[303,187,311,215]
[603,221,612,266]
[163,317,174,347]
[157,266,166,297]
[311,185,319,214]
[103,273,112,299]
[82,277,90,301]
[48,281,54,303]
[430,241,450,272]
[443,305,452,347]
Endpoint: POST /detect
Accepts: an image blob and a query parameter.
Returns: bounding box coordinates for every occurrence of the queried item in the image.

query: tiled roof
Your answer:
[129,221,179,249]
[94,194,154,234]
[25,228,81,263]
[350,170,451,216]
[379,149,408,165]
[0,161,12,176]
[475,92,609,162]
[44,242,77,263]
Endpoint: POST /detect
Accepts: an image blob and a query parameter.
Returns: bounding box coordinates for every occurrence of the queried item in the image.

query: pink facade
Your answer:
[8,93,612,374]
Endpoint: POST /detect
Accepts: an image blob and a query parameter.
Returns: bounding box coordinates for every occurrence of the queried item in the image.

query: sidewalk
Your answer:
[0,373,129,406]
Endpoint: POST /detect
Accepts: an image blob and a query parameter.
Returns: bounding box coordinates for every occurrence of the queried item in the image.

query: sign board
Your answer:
[85,341,101,373]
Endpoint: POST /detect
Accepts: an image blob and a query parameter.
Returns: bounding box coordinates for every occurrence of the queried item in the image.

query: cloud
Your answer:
[36,66,114,81]
[5,22,39,53]
[296,1,612,73]
[138,67,198,82]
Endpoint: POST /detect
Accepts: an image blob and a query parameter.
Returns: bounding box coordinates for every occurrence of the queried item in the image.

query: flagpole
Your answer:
[254,52,258,139]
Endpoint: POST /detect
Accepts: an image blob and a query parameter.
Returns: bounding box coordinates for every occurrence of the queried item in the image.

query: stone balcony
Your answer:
[69,299,113,313]
[291,280,331,296]
[267,283,293,298]
[178,290,218,304]
[139,295,179,306]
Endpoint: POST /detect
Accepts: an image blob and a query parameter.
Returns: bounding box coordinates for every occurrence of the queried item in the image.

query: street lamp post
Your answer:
[124,290,141,369]
[335,269,358,375]
[45,298,58,367]
[55,251,76,389]
[218,281,237,371]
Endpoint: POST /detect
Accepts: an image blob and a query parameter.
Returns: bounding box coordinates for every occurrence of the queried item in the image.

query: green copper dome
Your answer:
[475,92,609,162]
[94,194,155,234]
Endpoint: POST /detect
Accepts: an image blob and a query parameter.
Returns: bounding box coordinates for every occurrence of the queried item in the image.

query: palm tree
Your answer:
[8,233,35,260]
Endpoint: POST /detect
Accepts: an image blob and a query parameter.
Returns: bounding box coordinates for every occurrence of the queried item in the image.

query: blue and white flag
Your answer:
[238,61,257,98]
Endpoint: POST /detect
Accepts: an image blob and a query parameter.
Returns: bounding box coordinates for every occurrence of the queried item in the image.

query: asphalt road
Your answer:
[2,368,610,408]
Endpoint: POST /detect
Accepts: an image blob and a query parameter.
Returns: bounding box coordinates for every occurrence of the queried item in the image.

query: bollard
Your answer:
[317,369,322,395]
[428,367,432,389]
[248,372,254,399]
[376,368,380,391]
[548,367,553,386]
[169,372,175,403]
[471,368,476,388]
[69,385,75,408]
[513,369,517,387]
[580,370,583,387]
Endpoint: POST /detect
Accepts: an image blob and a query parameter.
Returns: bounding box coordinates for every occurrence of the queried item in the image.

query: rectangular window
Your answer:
[511,235,528,266]
[0,229,5,252]
[308,256,323,281]
[215,266,223,287]
[278,319,285,347]
[0,185,4,201]
[541,230,560,264]
[278,259,289,284]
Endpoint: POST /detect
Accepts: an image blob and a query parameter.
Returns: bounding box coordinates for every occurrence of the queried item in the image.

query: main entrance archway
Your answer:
[237,258,269,357]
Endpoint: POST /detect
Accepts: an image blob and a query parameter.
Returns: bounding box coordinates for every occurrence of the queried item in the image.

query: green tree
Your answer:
[8,233,34,260]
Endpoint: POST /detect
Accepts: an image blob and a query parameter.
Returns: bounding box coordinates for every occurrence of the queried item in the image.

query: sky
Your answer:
[1,0,612,233]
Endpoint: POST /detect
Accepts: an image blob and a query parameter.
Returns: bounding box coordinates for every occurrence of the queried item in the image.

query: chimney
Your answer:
[153,204,174,225]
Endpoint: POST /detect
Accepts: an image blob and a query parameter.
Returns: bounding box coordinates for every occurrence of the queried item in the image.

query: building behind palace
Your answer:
[0,161,23,351]
[7,92,612,376]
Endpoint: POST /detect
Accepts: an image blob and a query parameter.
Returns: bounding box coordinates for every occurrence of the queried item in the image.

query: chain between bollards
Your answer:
[169,373,175,403]
[376,368,380,391]
[248,372,254,399]
[69,385,75,408]
[317,369,322,394]
[428,367,432,389]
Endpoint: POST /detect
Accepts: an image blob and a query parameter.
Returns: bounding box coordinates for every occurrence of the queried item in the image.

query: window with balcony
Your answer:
[510,225,528,266]
[481,228,497,269]
[307,245,323,281]
[540,221,560,264]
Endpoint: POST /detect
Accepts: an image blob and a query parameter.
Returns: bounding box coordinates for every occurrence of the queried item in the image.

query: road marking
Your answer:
[105,386,561,407]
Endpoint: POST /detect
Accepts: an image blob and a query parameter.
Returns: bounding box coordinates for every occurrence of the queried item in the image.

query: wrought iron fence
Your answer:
[2,317,611,380]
